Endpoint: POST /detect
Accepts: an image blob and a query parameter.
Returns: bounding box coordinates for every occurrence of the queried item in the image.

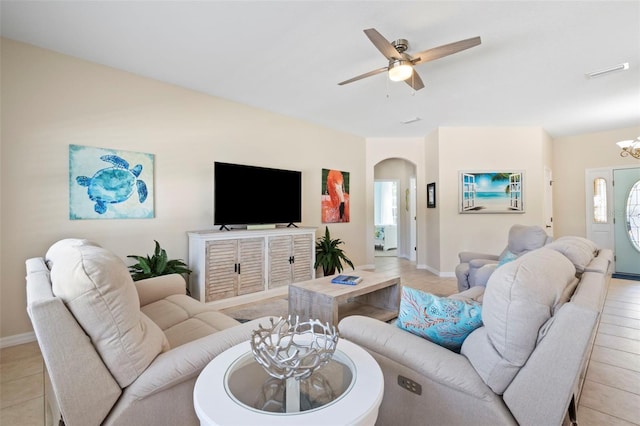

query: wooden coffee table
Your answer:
[288,270,401,326]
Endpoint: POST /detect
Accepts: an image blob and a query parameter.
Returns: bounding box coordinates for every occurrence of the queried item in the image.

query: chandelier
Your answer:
[617,137,640,159]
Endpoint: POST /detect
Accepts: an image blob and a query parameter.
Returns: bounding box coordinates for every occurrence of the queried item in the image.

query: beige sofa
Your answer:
[26,238,274,426]
[339,236,612,426]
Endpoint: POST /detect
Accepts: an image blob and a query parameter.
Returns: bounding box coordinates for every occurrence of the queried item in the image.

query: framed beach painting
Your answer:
[458,171,524,213]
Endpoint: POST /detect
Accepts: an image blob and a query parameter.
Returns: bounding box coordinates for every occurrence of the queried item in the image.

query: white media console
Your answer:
[188,227,316,308]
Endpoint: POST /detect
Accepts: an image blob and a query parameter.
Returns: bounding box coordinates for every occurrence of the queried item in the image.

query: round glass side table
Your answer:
[193,338,383,426]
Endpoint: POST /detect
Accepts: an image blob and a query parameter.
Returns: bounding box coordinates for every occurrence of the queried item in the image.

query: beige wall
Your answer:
[364,127,639,278]
[367,128,551,276]
[552,126,640,237]
[436,127,552,273]
[0,39,366,341]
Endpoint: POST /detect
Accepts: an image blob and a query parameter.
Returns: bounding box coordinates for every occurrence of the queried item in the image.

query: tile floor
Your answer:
[1,256,638,425]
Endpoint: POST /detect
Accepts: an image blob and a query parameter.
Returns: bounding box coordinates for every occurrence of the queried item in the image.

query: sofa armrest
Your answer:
[458,251,500,263]
[27,297,121,426]
[135,274,187,307]
[504,303,598,426]
[471,263,498,287]
[338,315,493,399]
[123,316,276,400]
[450,286,485,303]
[468,258,499,268]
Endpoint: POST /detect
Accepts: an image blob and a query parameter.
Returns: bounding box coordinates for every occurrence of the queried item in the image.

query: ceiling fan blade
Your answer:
[412,36,481,65]
[364,28,402,60]
[404,69,425,91]
[338,67,388,85]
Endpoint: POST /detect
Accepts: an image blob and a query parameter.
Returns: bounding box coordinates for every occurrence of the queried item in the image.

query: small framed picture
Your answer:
[427,182,436,208]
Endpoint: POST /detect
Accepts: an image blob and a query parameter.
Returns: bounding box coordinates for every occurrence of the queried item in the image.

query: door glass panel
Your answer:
[626,180,640,252]
[593,178,607,224]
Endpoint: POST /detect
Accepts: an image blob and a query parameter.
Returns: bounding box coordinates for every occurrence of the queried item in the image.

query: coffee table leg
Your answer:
[289,287,336,325]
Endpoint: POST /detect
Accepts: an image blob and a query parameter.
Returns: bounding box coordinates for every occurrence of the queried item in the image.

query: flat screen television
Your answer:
[214,162,302,228]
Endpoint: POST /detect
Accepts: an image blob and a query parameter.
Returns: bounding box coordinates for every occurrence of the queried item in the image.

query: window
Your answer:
[626,180,640,252]
[593,178,607,224]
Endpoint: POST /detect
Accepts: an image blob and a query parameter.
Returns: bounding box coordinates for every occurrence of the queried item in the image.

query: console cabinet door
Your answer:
[291,233,313,283]
[236,238,265,295]
[205,240,237,302]
[204,238,265,302]
[268,234,314,289]
[268,235,293,288]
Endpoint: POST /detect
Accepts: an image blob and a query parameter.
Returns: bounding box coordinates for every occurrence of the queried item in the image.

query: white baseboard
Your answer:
[417,264,456,278]
[0,331,36,349]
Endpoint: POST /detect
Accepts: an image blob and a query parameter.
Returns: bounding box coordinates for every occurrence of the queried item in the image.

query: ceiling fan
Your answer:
[338,28,482,91]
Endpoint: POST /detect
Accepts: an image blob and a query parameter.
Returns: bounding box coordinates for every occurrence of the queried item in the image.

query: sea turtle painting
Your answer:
[76,155,148,214]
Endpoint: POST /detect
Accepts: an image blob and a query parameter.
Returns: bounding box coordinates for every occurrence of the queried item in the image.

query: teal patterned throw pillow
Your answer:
[498,250,518,267]
[397,287,483,352]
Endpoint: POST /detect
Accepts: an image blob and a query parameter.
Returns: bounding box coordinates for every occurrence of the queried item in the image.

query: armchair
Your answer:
[455,224,551,291]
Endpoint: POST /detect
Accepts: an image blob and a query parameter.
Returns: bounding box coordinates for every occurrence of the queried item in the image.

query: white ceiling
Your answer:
[2,1,639,138]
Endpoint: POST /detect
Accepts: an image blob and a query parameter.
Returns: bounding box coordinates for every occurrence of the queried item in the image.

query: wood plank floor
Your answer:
[1,256,638,425]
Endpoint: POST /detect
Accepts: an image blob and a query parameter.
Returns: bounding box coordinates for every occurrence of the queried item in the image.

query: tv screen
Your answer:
[214,162,302,226]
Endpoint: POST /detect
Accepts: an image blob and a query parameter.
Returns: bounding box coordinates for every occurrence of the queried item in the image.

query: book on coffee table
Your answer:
[331,274,362,285]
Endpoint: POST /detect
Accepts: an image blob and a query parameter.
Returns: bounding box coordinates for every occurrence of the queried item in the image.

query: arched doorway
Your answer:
[374,158,417,261]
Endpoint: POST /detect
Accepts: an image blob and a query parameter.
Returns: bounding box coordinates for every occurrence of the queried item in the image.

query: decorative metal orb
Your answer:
[250,316,339,381]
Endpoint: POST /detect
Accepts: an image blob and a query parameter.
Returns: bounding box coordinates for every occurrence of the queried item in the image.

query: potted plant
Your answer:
[314,226,355,276]
[127,240,192,282]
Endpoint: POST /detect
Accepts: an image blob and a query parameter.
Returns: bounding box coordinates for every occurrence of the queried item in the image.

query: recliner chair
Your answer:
[26,238,274,426]
[455,224,552,292]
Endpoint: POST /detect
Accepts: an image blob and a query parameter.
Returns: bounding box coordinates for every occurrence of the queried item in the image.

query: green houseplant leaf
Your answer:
[314,226,355,276]
[127,240,192,282]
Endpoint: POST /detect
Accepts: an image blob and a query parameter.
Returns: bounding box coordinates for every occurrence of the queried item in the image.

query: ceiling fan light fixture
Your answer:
[388,60,413,82]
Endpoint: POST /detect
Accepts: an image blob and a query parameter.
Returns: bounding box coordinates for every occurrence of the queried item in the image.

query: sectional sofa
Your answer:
[27,235,611,425]
[339,236,612,425]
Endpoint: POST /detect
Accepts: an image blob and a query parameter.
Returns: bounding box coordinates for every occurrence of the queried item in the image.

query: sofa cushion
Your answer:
[141,294,241,347]
[46,239,169,388]
[461,248,577,394]
[545,236,598,274]
[397,287,483,352]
